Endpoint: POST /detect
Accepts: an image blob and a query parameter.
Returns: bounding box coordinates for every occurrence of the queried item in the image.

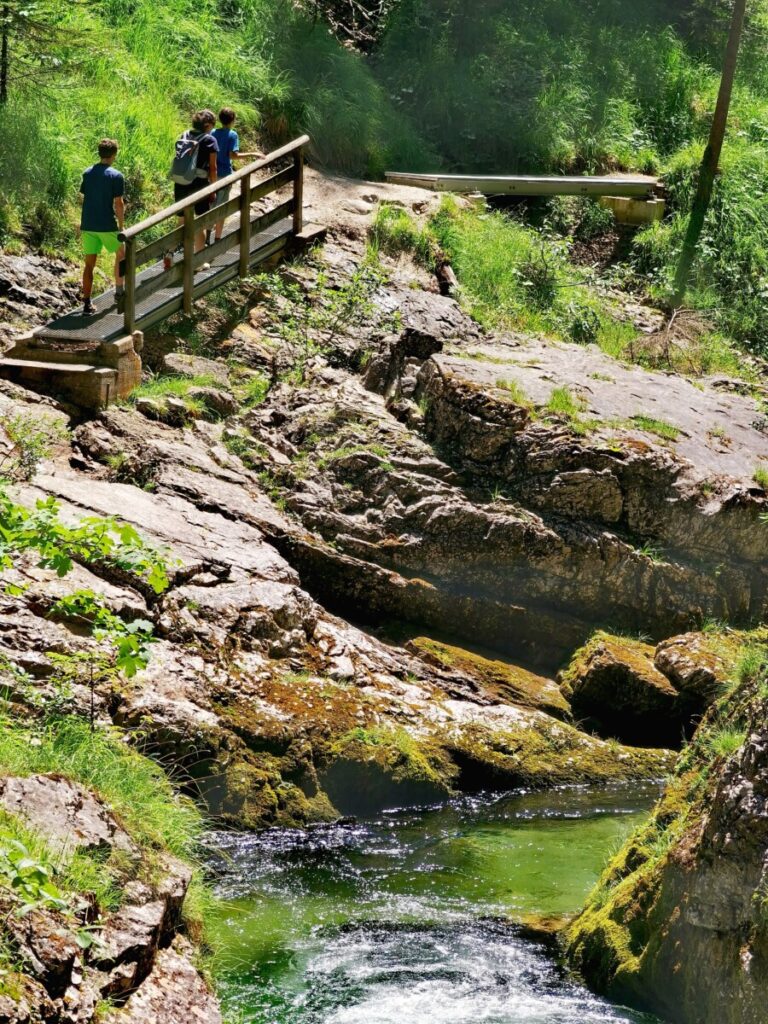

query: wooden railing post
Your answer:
[123,237,136,333]
[293,147,304,235]
[239,172,252,278]
[182,207,195,314]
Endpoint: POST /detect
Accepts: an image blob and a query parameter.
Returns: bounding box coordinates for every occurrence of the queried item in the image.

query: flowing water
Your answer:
[208,786,663,1024]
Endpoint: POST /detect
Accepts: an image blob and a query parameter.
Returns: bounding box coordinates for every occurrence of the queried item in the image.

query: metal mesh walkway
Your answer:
[35,217,293,344]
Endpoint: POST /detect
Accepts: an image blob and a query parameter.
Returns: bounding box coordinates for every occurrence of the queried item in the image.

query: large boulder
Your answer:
[561,633,683,747]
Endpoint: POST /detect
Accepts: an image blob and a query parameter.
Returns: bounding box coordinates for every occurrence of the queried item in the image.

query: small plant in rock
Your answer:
[0,837,68,917]
[753,466,768,491]
[705,726,747,759]
[629,415,681,442]
[495,379,533,408]
[0,412,69,482]
[568,304,602,345]
[248,250,390,383]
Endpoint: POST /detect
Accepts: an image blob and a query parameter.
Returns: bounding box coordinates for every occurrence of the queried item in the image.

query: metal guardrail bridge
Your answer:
[0,136,324,409]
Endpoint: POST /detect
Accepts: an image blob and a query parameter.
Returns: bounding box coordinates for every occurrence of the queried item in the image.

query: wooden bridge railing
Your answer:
[118,134,310,334]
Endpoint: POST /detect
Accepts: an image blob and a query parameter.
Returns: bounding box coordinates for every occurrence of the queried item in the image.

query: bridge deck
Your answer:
[35,216,293,345]
[385,172,659,198]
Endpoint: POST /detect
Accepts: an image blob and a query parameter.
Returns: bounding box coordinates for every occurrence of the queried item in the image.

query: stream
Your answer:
[208,786,663,1024]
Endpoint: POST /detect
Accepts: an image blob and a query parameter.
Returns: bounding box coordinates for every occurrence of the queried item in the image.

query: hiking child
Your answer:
[212,107,240,242]
[78,138,125,317]
[170,109,218,256]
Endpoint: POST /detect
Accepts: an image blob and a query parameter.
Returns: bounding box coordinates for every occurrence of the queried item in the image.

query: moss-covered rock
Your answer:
[560,632,682,747]
[566,632,768,1024]
[408,636,571,719]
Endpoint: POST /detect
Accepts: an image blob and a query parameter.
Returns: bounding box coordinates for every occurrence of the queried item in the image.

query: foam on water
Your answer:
[208,786,663,1024]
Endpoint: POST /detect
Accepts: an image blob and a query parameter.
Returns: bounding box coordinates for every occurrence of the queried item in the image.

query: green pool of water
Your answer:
[208,785,663,1024]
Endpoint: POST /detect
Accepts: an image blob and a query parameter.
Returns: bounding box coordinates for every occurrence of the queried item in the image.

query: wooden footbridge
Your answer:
[384,171,660,197]
[385,170,665,226]
[0,136,323,409]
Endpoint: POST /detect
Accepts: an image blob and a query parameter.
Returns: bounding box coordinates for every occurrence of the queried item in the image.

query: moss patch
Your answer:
[409,637,571,719]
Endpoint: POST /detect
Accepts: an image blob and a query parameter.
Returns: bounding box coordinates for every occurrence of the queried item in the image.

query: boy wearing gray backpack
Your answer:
[169,109,219,255]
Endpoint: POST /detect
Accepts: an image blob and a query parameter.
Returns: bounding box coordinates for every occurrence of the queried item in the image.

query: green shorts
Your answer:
[82,230,121,256]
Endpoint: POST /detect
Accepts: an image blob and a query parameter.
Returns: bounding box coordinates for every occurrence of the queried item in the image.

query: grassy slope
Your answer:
[375,0,768,349]
[2,0,768,348]
[0,0,431,257]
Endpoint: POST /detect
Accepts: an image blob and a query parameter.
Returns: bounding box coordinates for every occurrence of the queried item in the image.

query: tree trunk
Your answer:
[0,8,9,105]
[672,0,748,306]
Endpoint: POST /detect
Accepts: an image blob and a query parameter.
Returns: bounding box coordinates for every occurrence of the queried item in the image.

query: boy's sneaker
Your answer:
[83,300,96,317]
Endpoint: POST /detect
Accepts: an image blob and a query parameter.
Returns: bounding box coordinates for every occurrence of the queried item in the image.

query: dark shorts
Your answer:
[174,178,214,216]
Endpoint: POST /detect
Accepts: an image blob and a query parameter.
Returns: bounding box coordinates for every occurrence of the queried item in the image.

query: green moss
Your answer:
[566,628,768,1007]
[558,631,659,701]
[409,637,571,718]
[448,717,671,791]
[332,725,457,791]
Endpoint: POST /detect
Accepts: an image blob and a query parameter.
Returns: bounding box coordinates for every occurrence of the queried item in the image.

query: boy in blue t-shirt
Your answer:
[212,108,241,242]
[78,138,125,316]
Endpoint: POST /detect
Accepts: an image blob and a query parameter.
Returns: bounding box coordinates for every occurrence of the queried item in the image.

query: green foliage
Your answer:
[705,726,747,759]
[250,250,389,381]
[495,379,533,408]
[0,0,429,252]
[0,717,202,860]
[0,834,68,917]
[632,139,768,349]
[0,412,69,482]
[546,387,586,417]
[426,198,637,354]
[629,415,681,441]
[370,204,435,266]
[49,591,156,679]
[753,466,768,490]
[0,488,170,593]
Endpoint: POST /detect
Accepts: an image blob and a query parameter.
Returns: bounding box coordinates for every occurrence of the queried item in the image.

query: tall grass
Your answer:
[0,717,202,859]
[0,0,428,254]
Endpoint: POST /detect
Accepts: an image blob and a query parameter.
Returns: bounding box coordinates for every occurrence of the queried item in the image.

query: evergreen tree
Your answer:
[0,0,86,104]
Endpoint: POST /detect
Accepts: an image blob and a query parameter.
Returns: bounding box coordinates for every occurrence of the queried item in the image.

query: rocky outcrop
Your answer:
[566,657,768,1024]
[0,775,218,1024]
[0,255,79,352]
[0,379,673,829]
[559,630,739,748]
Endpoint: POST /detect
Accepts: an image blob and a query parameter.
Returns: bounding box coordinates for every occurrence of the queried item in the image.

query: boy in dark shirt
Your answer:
[79,138,125,316]
[174,109,218,256]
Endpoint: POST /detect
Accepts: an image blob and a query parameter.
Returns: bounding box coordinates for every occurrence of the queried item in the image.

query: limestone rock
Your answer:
[563,634,683,747]
[654,631,732,708]
[186,386,238,419]
[162,353,229,386]
[0,976,54,1023]
[101,939,221,1024]
[0,776,138,862]
[567,687,768,1024]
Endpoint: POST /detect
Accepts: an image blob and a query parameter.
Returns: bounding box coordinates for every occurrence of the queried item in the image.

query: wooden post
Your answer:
[672,0,748,305]
[239,172,252,277]
[293,147,304,235]
[123,237,137,333]
[182,206,195,314]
